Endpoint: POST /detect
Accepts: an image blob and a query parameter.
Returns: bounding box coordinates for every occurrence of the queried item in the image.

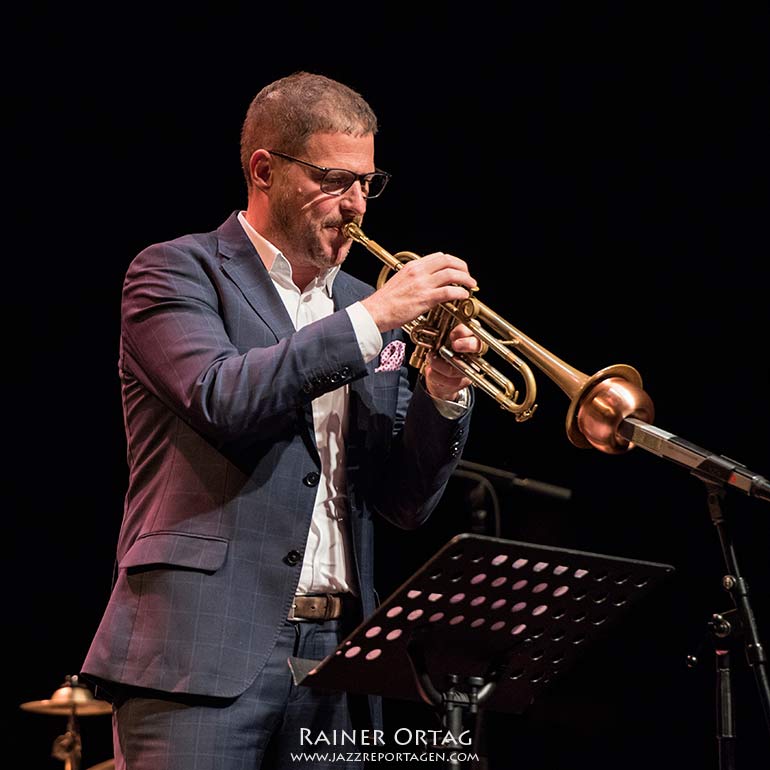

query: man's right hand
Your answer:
[360,252,477,332]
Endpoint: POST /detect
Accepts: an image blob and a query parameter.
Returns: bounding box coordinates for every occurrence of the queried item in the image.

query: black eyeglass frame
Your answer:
[267,150,391,199]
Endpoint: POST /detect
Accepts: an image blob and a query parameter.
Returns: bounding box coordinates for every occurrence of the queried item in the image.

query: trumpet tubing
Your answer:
[343,222,654,454]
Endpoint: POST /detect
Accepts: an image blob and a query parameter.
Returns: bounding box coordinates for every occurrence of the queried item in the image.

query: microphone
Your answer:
[455,459,573,502]
[618,418,770,502]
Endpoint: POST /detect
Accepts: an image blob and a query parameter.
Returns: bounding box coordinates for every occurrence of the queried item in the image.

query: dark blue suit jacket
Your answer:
[82,212,472,699]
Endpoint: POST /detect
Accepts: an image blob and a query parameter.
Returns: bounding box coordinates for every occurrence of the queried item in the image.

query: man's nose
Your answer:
[339,181,367,216]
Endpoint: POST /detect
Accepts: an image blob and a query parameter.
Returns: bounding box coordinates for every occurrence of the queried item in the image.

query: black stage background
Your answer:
[8,8,769,770]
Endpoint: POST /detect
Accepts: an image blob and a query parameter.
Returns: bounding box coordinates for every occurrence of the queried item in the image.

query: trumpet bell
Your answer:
[570,367,655,454]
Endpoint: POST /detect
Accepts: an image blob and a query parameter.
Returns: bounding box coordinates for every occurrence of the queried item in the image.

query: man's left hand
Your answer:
[423,323,482,402]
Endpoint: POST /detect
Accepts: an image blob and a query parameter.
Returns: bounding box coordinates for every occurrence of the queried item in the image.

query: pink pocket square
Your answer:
[375,340,406,372]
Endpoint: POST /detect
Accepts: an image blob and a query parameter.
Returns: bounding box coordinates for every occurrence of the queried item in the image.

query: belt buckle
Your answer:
[288,594,325,622]
[288,598,303,622]
[289,593,338,622]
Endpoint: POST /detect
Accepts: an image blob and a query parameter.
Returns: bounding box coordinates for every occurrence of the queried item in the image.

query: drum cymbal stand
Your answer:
[51,703,82,770]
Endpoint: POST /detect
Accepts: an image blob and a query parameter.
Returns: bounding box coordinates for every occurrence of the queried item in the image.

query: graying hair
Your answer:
[239,71,379,189]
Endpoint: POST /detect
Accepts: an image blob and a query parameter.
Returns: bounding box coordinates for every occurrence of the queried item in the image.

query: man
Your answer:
[82,71,478,769]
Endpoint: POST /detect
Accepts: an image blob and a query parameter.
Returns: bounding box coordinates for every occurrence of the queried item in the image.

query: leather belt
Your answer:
[289,594,348,621]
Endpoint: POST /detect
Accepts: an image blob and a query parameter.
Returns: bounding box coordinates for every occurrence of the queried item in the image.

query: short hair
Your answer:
[239,71,379,189]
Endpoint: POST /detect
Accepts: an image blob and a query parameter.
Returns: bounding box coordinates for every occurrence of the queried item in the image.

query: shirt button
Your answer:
[284,550,302,566]
[303,471,320,487]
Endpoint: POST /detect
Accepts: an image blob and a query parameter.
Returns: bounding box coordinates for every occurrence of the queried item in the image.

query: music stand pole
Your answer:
[407,632,501,769]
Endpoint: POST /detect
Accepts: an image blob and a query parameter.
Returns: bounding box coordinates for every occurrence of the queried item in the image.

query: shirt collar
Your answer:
[237,211,339,297]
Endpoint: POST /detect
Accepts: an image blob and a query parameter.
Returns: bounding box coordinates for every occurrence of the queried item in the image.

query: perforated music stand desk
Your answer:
[290,533,674,719]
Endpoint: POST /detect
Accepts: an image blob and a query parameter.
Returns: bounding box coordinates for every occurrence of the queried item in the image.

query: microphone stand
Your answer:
[618,417,770,762]
[703,481,770,731]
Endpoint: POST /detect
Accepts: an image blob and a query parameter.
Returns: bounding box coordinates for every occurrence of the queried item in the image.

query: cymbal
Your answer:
[20,675,112,717]
[87,761,115,770]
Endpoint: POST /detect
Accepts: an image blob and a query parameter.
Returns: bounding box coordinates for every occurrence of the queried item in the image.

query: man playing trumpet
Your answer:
[82,70,479,770]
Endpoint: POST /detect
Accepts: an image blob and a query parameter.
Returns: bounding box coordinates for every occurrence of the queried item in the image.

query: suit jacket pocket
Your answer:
[372,369,401,389]
[121,531,229,574]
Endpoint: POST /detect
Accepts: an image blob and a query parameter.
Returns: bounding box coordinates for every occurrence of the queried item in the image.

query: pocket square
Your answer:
[375,340,406,372]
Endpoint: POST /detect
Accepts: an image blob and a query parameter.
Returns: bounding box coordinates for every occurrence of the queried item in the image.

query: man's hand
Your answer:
[423,323,482,402]
[360,253,476,332]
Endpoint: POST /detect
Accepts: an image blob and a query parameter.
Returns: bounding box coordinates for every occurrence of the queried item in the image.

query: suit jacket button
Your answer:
[303,471,320,487]
[284,550,302,566]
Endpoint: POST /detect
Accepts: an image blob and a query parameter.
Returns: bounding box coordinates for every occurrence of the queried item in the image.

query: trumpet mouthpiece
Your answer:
[343,221,363,239]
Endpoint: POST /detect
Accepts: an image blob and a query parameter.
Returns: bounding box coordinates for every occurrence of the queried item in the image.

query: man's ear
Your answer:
[250,149,272,190]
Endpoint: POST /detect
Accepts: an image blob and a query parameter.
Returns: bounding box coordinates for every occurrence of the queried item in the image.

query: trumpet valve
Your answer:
[409,347,430,372]
[457,296,481,321]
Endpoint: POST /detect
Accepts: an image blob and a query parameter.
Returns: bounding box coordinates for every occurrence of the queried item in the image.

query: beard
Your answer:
[271,186,353,272]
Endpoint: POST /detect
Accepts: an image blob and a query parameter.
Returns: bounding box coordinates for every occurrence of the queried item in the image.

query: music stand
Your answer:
[289,533,674,768]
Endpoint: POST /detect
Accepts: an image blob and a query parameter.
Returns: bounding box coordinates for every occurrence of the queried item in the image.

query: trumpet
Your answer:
[344,221,655,455]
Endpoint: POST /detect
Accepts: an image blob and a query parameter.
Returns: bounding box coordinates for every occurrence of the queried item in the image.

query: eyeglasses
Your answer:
[267,150,391,199]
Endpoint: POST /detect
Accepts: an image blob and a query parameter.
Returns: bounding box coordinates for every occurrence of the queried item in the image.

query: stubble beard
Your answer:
[271,189,350,273]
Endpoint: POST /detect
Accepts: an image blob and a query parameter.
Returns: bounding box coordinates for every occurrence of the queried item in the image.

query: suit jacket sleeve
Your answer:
[120,237,368,445]
[363,375,473,530]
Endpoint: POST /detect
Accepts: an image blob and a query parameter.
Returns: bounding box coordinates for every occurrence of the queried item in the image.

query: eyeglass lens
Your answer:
[321,170,389,199]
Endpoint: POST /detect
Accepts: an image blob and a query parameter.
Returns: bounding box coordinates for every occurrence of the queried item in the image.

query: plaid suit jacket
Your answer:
[81,212,472,698]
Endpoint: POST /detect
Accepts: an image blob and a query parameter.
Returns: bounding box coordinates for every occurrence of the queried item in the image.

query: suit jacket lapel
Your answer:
[217,213,296,342]
[216,213,320,458]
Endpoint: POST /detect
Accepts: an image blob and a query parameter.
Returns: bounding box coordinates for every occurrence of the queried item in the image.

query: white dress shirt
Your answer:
[238,213,381,594]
